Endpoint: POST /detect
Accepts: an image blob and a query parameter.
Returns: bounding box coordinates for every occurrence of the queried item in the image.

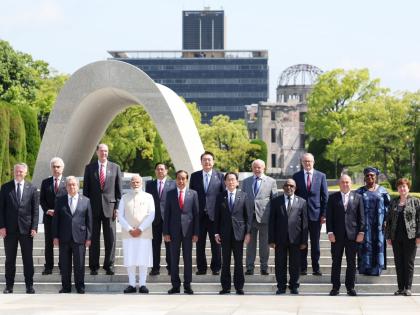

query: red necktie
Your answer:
[54,178,59,193]
[100,164,105,190]
[179,190,184,210]
[306,172,311,192]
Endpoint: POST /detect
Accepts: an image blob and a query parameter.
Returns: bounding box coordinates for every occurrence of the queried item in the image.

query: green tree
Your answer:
[8,106,27,173]
[18,106,41,173]
[0,102,11,183]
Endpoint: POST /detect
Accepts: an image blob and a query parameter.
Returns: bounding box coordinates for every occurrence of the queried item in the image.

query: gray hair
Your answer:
[50,157,65,168]
[252,159,266,168]
[66,176,80,186]
[14,163,28,172]
[301,153,315,162]
[131,174,142,183]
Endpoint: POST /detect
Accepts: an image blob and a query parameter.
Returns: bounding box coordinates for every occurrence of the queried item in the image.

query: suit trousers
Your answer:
[151,221,171,272]
[301,220,321,272]
[196,214,221,273]
[89,211,116,270]
[392,237,417,290]
[60,240,86,291]
[275,242,301,290]
[331,238,357,290]
[43,215,55,270]
[246,220,269,271]
[221,228,245,291]
[170,233,193,289]
[4,233,34,287]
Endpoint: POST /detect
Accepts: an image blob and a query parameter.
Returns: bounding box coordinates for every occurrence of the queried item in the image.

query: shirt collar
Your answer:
[14,179,24,187]
[203,170,212,177]
[227,189,237,195]
[98,160,108,168]
[177,187,186,194]
[68,193,79,199]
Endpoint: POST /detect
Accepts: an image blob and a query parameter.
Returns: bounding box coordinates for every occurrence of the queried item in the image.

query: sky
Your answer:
[1,0,419,101]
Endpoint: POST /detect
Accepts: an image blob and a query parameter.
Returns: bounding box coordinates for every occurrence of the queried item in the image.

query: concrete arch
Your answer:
[33,60,204,185]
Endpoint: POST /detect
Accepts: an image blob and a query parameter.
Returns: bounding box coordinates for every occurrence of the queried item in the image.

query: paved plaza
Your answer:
[1,294,420,315]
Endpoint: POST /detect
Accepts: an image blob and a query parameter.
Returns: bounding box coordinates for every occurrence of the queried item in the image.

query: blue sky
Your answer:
[1,0,419,101]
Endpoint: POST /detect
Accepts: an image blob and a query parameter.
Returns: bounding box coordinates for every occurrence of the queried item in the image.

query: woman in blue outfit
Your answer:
[356,167,390,275]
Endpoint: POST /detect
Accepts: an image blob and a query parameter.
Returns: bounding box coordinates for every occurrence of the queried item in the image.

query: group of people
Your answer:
[0,145,419,296]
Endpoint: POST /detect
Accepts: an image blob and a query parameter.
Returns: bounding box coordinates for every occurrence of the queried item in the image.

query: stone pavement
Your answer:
[1,294,420,315]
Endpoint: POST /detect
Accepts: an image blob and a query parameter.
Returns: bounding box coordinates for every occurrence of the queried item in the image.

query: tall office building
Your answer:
[183,9,225,50]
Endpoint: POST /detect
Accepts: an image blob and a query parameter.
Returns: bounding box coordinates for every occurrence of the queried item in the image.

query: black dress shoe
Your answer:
[42,269,52,275]
[3,287,13,294]
[90,269,98,276]
[123,285,137,294]
[168,287,180,294]
[139,286,149,294]
[195,270,206,275]
[245,270,254,275]
[149,269,160,276]
[59,288,71,293]
[212,270,220,276]
[77,288,85,294]
[184,285,194,295]
[329,289,339,296]
[394,289,404,295]
[260,270,269,275]
[236,289,245,295]
[104,268,115,275]
[312,271,322,276]
[275,289,286,295]
[219,289,231,294]
[290,288,299,295]
[347,289,357,296]
[26,286,35,294]
[404,289,412,296]
[300,270,307,276]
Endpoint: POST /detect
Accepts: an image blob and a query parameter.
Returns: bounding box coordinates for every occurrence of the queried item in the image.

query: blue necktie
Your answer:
[229,192,234,212]
[253,177,260,196]
[204,173,209,192]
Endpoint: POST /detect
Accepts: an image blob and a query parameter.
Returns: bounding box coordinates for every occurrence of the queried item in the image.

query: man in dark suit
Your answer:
[53,176,92,294]
[241,159,278,275]
[39,157,67,275]
[189,151,225,275]
[164,170,199,294]
[327,174,365,296]
[146,162,176,276]
[269,179,308,295]
[214,172,253,295]
[83,143,122,275]
[292,153,328,276]
[0,163,39,294]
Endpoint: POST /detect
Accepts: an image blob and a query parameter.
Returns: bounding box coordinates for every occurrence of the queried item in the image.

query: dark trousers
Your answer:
[151,221,171,272]
[196,214,221,273]
[392,237,417,290]
[43,215,56,270]
[221,229,245,291]
[60,240,86,291]
[331,238,357,290]
[275,243,301,290]
[301,220,321,272]
[170,233,193,289]
[89,211,116,270]
[4,234,34,287]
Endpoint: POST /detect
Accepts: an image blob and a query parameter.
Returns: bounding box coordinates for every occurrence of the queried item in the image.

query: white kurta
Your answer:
[118,192,155,267]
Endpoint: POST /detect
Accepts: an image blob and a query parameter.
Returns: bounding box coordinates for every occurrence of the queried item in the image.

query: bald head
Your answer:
[339,174,352,193]
[252,159,265,177]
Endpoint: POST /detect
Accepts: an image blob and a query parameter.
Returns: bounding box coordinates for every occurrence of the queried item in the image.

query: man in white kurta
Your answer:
[118,175,155,293]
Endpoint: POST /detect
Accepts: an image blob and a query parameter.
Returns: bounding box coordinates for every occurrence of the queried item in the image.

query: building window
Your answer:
[300,134,306,147]
[271,111,276,121]
[271,128,276,143]
[271,154,277,168]
[299,112,306,122]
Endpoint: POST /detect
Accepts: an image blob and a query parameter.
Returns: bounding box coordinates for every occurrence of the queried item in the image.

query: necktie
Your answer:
[16,183,22,203]
[54,178,59,193]
[253,177,260,196]
[229,192,234,212]
[99,164,105,190]
[69,197,75,215]
[158,180,163,198]
[179,190,184,210]
[204,173,209,192]
[306,172,311,192]
[287,196,292,215]
[344,194,349,211]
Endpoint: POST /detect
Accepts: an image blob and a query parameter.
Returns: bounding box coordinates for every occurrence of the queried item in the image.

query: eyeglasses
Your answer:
[284,184,295,188]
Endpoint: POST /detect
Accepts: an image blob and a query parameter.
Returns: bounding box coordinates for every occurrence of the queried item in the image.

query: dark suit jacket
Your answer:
[52,194,92,244]
[163,188,199,239]
[0,180,39,235]
[326,191,365,242]
[269,194,308,245]
[214,190,253,241]
[145,178,176,225]
[40,176,67,217]
[293,169,328,221]
[83,161,122,218]
[189,170,225,221]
